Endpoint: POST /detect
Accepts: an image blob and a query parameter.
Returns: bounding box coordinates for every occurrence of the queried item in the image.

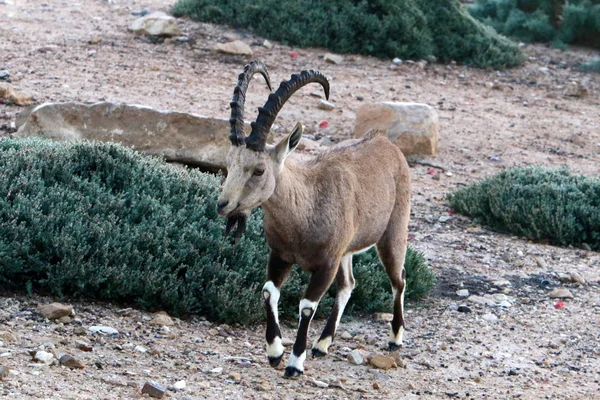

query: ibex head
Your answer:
[217,62,329,240]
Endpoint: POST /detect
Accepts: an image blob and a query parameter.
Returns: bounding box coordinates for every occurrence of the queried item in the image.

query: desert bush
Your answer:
[469,0,600,48]
[172,0,524,68]
[0,138,435,324]
[448,167,600,250]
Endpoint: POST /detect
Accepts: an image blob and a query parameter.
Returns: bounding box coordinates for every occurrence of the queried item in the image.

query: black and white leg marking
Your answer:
[388,267,406,351]
[312,255,355,357]
[263,253,293,368]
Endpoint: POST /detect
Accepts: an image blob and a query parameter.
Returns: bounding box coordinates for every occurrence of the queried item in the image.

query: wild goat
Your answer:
[217,61,411,377]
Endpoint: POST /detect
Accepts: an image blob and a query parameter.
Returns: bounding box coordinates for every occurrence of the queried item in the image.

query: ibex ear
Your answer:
[275,122,303,162]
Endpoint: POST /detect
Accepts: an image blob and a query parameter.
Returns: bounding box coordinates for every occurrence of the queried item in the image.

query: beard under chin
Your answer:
[224,213,248,244]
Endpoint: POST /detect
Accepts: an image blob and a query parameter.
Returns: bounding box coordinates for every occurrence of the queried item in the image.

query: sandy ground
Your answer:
[1,0,600,399]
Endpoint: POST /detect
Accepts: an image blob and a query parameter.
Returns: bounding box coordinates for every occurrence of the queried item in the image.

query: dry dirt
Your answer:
[1,0,600,399]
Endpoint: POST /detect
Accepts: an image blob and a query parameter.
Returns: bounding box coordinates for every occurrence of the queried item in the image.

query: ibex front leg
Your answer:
[263,253,293,368]
[285,265,338,378]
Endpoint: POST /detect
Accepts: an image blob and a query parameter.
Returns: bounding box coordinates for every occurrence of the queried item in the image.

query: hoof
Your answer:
[388,342,402,352]
[283,366,303,378]
[268,354,284,368]
[311,348,327,358]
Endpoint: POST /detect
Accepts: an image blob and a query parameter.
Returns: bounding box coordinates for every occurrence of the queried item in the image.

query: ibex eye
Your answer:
[254,169,265,176]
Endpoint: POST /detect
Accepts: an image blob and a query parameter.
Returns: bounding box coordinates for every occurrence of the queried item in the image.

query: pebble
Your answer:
[135,345,148,353]
[369,355,397,370]
[318,99,336,111]
[373,312,393,322]
[570,272,585,284]
[75,340,93,352]
[457,305,472,313]
[323,53,344,65]
[37,303,73,320]
[534,257,547,269]
[87,49,96,57]
[142,380,166,399]
[281,338,294,347]
[172,380,186,390]
[392,58,402,65]
[340,331,353,340]
[311,378,329,388]
[206,367,222,376]
[0,366,9,380]
[59,354,85,369]
[228,372,241,382]
[438,215,451,223]
[456,289,469,297]
[89,326,118,335]
[34,351,55,364]
[150,312,174,326]
[262,39,273,49]
[482,313,498,322]
[549,288,574,299]
[0,331,18,342]
[348,349,364,365]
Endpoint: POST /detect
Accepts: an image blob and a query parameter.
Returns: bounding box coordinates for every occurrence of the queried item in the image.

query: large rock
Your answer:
[128,12,180,37]
[354,102,439,156]
[213,40,253,56]
[16,102,248,170]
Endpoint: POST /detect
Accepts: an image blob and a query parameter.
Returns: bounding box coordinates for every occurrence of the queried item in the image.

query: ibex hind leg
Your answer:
[312,255,355,358]
[376,207,409,351]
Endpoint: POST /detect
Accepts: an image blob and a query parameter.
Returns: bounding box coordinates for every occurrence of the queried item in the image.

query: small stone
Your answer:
[0,331,18,342]
[318,99,336,111]
[482,313,498,322]
[373,382,382,390]
[262,39,273,49]
[34,351,55,364]
[128,12,180,37]
[340,331,352,340]
[390,351,406,368]
[150,312,174,326]
[549,288,574,299]
[73,327,87,335]
[508,369,518,376]
[75,340,93,352]
[207,367,222,376]
[37,303,73,320]
[324,53,344,65]
[88,36,102,44]
[208,328,218,336]
[142,380,166,398]
[392,57,403,65]
[348,349,364,365]
[87,49,96,57]
[369,355,397,370]
[438,215,451,223]
[173,380,186,390]
[0,366,9,380]
[135,345,148,353]
[570,272,585,285]
[408,382,416,390]
[457,305,471,313]
[281,338,294,347]
[228,372,241,382]
[59,354,85,369]
[89,326,118,335]
[456,289,469,297]
[373,313,393,322]
[58,316,71,324]
[534,257,547,269]
[213,40,253,56]
[311,378,329,388]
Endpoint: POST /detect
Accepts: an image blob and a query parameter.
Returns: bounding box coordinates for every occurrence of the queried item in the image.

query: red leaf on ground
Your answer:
[290,52,299,59]
[554,300,565,309]
[427,168,436,175]
[319,121,328,129]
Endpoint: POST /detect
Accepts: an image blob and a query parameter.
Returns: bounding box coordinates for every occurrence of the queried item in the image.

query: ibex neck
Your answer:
[262,158,311,215]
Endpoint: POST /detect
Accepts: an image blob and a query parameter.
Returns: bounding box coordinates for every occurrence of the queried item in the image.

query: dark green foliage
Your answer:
[172,0,524,68]
[470,0,600,48]
[448,167,600,250]
[580,58,600,72]
[0,138,435,324]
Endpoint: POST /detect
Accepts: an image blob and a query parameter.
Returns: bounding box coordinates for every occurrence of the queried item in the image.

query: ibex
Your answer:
[217,61,411,377]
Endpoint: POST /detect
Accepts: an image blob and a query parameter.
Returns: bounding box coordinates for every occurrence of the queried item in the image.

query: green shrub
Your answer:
[172,0,524,69]
[448,167,600,250]
[0,138,435,324]
[469,0,600,48]
[580,57,600,72]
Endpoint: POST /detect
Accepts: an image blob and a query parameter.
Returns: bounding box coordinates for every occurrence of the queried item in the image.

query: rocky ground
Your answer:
[1,0,600,399]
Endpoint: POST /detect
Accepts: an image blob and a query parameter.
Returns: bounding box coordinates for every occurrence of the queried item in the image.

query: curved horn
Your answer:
[229,61,273,146]
[245,70,330,152]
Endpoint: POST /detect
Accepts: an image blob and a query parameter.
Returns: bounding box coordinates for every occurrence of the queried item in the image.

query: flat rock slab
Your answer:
[16,102,249,170]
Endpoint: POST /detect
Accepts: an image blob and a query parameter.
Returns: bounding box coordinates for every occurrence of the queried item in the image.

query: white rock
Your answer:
[549,288,574,299]
[318,99,336,111]
[34,351,55,364]
[207,367,222,376]
[340,331,353,340]
[456,289,469,297]
[482,313,498,322]
[88,326,119,335]
[16,102,255,170]
[348,349,364,365]
[135,345,148,353]
[213,40,253,56]
[128,12,180,37]
[570,272,585,284]
[354,102,439,156]
[311,378,329,388]
[262,39,273,49]
[392,58,402,65]
[173,380,186,390]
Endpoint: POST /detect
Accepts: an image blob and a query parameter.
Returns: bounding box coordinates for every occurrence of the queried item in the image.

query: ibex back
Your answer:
[217,61,411,377]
